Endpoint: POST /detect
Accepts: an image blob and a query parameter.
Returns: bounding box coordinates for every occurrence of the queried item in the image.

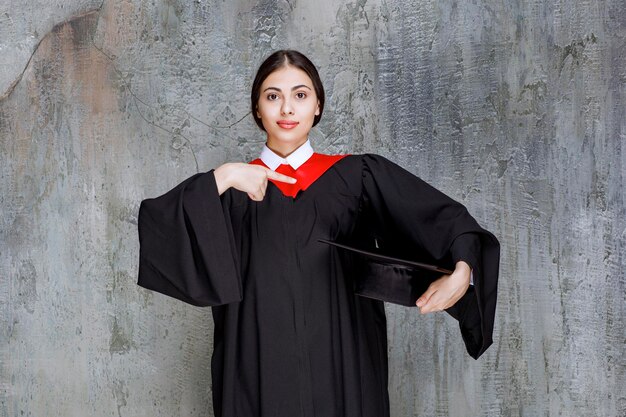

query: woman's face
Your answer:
[256,65,320,154]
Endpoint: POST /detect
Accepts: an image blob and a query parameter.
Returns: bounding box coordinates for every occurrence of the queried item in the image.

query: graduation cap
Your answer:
[318,238,453,307]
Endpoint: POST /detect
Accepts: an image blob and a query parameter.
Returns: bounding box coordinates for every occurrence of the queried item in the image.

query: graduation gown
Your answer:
[137,153,500,417]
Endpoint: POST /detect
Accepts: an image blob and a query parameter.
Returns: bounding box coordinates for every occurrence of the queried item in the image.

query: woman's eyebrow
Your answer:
[263,84,312,92]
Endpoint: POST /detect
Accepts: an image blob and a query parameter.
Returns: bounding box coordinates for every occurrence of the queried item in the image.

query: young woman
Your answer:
[137,50,500,417]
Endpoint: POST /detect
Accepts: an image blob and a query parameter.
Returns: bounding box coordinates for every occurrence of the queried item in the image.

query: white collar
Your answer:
[260,139,314,170]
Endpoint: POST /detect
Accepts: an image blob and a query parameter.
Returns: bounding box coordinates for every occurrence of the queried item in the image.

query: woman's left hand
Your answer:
[415,261,472,314]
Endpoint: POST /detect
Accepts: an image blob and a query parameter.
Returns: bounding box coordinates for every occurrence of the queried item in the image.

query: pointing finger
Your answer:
[266,169,297,184]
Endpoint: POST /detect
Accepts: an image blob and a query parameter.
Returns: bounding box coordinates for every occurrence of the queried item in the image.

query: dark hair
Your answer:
[251,50,325,131]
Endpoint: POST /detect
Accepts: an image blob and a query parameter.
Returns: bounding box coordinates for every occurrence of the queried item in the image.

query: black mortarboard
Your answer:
[318,238,453,307]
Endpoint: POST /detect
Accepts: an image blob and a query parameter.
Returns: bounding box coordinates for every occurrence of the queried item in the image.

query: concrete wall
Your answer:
[1,0,624,416]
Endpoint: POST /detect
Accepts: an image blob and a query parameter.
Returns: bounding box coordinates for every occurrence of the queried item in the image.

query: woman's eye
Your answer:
[267,93,278,100]
[296,92,307,99]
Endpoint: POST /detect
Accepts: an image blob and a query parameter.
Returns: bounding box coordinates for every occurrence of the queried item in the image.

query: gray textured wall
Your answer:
[1,0,624,416]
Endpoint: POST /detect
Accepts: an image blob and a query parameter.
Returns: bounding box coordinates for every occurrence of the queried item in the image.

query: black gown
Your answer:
[137,153,500,417]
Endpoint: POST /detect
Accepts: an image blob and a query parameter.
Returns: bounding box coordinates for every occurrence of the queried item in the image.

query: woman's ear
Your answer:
[315,100,320,116]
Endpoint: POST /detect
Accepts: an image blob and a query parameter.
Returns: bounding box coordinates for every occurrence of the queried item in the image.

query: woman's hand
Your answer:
[415,261,472,314]
[214,162,296,200]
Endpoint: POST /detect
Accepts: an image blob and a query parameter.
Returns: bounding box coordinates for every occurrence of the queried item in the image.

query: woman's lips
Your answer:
[277,121,299,129]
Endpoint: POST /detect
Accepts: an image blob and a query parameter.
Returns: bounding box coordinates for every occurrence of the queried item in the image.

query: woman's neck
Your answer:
[266,138,307,158]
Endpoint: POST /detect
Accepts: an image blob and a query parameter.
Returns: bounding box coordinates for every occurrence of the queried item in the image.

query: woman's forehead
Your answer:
[261,65,313,88]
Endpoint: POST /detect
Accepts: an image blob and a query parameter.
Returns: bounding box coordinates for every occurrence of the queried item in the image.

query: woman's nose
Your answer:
[281,99,294,115]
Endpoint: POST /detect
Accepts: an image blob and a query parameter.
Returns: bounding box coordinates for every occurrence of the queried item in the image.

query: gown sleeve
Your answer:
[358,154,500,360]
[137,170,243,307]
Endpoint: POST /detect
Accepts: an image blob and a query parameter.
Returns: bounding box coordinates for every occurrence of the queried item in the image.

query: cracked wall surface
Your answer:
[0,0,104,99]
[1,0,625,416]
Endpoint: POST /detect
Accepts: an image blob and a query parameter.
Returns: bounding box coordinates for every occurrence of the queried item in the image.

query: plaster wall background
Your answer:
[1,0,624,416]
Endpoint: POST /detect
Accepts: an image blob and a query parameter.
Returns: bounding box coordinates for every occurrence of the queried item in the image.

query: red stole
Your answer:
[249,153,349,198]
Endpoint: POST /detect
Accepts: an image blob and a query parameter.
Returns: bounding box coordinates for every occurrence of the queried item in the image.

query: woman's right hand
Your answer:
[214,162,297,201]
